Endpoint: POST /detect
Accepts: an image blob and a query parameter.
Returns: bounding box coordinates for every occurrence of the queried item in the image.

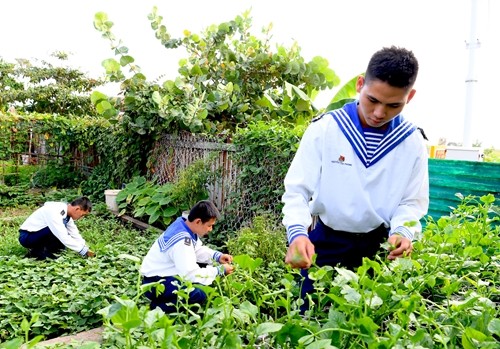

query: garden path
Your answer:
[28,327,103,348]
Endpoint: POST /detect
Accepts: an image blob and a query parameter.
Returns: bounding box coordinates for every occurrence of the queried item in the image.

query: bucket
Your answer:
[104,190,121,212]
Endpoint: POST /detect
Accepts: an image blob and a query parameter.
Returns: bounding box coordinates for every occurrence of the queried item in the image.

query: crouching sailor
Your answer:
[140,200,234,313]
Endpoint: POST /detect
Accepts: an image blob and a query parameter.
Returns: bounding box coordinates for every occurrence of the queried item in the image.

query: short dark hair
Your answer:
[365,46,419,89]
[70,197,92,212]
[188,200,220,223]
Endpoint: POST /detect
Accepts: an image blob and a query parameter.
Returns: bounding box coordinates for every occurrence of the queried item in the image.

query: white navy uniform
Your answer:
[20,202,89,256]
[282,101,429,243]
[140,217,224,286]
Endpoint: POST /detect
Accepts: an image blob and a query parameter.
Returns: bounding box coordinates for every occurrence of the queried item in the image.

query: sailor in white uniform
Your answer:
[141,200,234,313]
[19,197,94,260]
[282,46,429,310]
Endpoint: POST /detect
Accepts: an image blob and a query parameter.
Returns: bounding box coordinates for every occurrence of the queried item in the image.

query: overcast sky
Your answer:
[1,0,499,147]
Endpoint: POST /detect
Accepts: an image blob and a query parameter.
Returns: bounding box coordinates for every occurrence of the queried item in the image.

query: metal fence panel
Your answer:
[427,158,500,221]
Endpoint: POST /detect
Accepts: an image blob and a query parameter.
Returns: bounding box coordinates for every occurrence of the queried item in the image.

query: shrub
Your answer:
[226,214,287,266]
[32,163,85,188]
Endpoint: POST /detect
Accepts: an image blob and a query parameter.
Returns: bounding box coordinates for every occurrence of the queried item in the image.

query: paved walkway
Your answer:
[31,327,104,348]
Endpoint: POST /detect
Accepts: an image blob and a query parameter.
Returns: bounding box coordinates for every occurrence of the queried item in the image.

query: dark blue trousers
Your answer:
[19,227,65,260]
[142,275,208,313]
[300,220,388,312]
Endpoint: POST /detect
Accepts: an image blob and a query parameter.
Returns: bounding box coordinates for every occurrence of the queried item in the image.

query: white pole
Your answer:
[463,0,480,147]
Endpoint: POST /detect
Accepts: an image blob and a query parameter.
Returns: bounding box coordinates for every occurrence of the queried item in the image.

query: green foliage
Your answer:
[167,154,216,211]
[0,195,498,348]
[0,112,113,202]
[0,185,40,209]
[92,9,339,136]
[0,212,157,343]
[222,120,304,229]
[0,112,110,166]
[325,74,360,111]
[0,186,82,213]
[88,9,355,194]
[0,162,38,186]
[80,164,115,203]
[116,158,214,229]
[88,193,500,347]
[0,54,103,115]
[116,177,175,229]
[226,214,287,266]
[483,147,500,163]
[31,163,85,189]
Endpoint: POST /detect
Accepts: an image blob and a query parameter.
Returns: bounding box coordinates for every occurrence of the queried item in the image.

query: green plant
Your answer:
[116,157,214,229]
[483,147,500,163]
[80,164,115,203]
[92,9,340,135]
[32,163,85,189]
[167,155,215,210]
[226,214,287,267]
[0,54,103,115]
[116,176,176,229]
[0,213,157,343]
[218,120,304,234]
[0,112,111,188]
[98,194,499,348]
[0,162,38,186]
[0,184,39,208]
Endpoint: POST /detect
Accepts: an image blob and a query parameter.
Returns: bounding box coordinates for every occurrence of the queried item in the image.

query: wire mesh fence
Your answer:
[149,131,290,241]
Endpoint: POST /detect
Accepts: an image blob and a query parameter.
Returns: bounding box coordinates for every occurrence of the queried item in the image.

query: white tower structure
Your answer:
[463,0,481,147]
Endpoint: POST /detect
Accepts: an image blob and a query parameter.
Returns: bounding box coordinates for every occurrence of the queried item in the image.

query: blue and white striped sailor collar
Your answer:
[158,217,198,252]
[330,101,416,168]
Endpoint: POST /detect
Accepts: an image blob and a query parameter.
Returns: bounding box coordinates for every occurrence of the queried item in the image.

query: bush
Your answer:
[116,157,215,230]
[32,163,85,188]
[0,163,38,186]
[226,214,287,266]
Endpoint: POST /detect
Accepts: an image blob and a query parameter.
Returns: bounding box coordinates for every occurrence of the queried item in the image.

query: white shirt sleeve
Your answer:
[390,142,430,240]
[168,240,221,285]
[194,239,222,264]
[42,208,87,254]
[282,120,324,242]
[65,218,89,255]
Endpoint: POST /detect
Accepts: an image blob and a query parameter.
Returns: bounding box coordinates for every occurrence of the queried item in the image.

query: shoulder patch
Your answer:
[60,210,65,216]
[311,114,324,122]
[417,127,429,141]
[184,237,191,246]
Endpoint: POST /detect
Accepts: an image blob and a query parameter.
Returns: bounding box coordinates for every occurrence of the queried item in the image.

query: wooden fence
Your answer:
[150,133,237,210]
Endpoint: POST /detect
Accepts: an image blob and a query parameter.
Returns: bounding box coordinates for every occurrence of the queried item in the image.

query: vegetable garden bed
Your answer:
[1,195,499,348]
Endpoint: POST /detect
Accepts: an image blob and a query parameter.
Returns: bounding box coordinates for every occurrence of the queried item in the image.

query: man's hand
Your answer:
[86,250,96,258]
[219,254,233,264]
[387,235,412,260]
[222,263,235,275]
[285,235,315,269]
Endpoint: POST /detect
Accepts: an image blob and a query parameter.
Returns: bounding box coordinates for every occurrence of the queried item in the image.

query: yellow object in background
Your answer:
[429,145,446,159]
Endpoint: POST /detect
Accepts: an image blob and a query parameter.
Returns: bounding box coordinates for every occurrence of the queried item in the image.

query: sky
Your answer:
[1,0,499,148]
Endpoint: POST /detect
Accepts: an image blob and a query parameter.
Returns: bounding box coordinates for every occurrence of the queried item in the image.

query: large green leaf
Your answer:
[326,74,360,109]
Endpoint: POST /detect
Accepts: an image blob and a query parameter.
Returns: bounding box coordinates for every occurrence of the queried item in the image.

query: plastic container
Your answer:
[104,190,121,212]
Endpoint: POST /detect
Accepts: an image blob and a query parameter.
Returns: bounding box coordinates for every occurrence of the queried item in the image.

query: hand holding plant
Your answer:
[219,253,233,264]
[86,250,96,258]
[285,236,315,269]
[222,263,235,275]
[387,234,412,260]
